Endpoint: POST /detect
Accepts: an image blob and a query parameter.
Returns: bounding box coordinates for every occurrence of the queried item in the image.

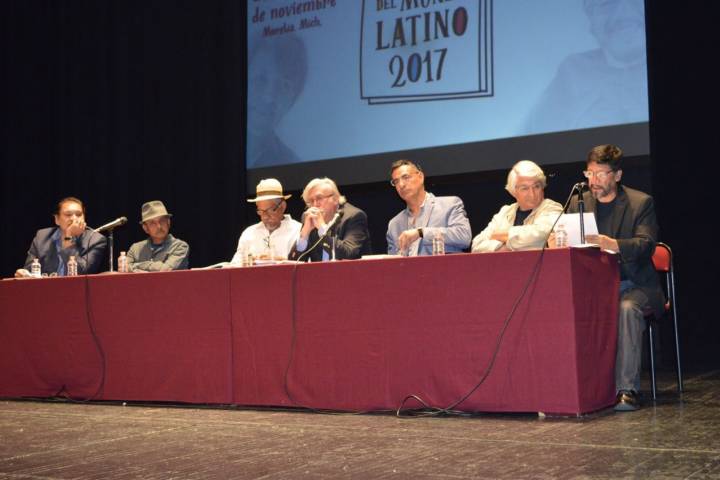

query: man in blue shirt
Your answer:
[387,160,471,256]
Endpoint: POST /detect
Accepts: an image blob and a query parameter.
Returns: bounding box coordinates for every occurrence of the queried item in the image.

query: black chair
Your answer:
[646,242,683,400]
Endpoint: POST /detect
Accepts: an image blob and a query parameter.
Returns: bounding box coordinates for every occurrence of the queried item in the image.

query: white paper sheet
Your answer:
[554,213,599,247]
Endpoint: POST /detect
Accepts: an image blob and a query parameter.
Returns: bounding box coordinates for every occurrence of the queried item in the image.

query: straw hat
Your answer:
[247,178,292,203]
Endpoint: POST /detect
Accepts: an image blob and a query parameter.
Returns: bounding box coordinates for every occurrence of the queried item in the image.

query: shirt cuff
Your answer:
[296,236,309,252]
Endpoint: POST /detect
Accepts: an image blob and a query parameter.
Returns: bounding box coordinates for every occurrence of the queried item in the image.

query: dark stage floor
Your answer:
[1,370,719,479]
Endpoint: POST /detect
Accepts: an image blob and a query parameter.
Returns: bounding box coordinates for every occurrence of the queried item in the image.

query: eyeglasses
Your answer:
[307,193,335,206]
[256,201,283,215]
[583,170,616,181]
[390,171,419,187]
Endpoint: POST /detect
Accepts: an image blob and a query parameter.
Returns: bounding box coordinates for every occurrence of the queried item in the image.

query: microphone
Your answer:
[573,183,588,243]
[323,211,342,262]
[94,216,128,233]
[324,212,341,233]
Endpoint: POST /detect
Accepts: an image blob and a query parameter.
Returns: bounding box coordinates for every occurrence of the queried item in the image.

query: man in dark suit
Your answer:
[568,144,663,412]
[15,197,107,277]
[289,177,371,262]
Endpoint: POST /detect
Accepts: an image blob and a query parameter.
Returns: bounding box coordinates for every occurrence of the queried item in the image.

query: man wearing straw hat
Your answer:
[127,200,190,272]
[230,178,301,263]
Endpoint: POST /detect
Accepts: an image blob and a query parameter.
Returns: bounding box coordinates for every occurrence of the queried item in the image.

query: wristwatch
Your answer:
[417,228,423,238]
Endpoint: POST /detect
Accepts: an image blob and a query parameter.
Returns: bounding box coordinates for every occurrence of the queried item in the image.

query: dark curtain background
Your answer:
[2,0,247,271]
[2,2,716,367]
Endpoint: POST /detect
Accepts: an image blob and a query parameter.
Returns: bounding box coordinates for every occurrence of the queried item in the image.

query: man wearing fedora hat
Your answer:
[230,178,301,263]
[126,200,189,272]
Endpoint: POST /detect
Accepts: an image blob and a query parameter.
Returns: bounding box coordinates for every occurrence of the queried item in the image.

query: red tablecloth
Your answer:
[0,248,619,414]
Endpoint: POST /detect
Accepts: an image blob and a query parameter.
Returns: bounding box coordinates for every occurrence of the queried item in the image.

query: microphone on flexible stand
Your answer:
[573,183,587,243]
[93,216,128,272]
[324,212,342,261]
[321,211,342,261]
[324,212,341,233]
[94,217,128,233]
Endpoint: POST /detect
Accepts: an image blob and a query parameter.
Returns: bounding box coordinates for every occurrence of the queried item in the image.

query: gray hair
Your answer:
[302,177,347,206]
[505,160,547,194]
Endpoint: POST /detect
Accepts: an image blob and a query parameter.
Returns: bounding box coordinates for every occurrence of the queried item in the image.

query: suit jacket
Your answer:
[289,202,372,262]
[23,227,107,275]
[568,185,664,317]
[386,193,471,255]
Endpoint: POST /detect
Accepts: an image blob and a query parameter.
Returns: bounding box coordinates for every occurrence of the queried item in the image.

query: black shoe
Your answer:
[614,390,639,412]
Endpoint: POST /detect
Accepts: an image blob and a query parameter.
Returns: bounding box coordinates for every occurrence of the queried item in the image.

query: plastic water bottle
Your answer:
[241,249,253,267]
[67,256,78,276]
[555,223,568,248]
[238,246,248,267]
[30,258,42,278]
[118,251,128,273]
[432,231,445,255]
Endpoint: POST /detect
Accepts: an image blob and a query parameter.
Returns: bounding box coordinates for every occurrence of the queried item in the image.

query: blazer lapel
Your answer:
[583,191,597,214]
[505,203,519,224]
[418,193,436,228]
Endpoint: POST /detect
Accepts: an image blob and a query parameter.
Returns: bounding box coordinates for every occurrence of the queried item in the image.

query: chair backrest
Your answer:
[646,242,683,397]
[651,242,672,273]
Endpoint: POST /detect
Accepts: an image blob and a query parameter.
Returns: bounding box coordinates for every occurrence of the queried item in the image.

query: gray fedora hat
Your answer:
[140,200,173,224]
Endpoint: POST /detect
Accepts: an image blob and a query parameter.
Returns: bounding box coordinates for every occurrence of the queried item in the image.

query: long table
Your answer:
[0,248,619,415]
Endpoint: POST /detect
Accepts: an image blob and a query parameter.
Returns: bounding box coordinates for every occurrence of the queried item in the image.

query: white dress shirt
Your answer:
[230,215,301,264]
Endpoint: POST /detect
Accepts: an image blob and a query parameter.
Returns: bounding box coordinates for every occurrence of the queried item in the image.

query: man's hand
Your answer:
[65,217,86,238]
[398,228,420,253]
[300,207,325,239]
[490,229,508,244]
[585,234,619,253]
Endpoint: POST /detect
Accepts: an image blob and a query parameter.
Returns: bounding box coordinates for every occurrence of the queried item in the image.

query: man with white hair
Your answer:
[230,178,301,263]
[472,160,563,252]
[289,177,371,261]
[525,0,647,134]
